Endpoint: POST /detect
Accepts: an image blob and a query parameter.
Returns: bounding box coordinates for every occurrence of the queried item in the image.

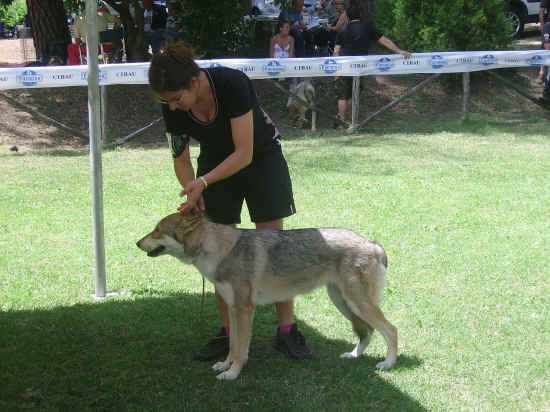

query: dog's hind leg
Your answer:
[213,303,255,380]
[327,284,374,359]
[350,298,398,370]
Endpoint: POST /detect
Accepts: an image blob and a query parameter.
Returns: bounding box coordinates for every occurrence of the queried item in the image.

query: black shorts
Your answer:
[335,76,363,100]
[197,147,296,225]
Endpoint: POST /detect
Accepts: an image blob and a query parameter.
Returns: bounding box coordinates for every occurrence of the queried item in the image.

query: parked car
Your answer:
[508,0,541,37]
[249,0,319,17]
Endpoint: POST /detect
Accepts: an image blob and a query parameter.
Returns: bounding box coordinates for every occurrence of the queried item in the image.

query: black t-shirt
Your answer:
[162,67,281,166]
[335,21,383,56]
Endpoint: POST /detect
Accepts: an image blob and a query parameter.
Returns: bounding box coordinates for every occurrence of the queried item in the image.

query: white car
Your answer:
[508,0,541,37]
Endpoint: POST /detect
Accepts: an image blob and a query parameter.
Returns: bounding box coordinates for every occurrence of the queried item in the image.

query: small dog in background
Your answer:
[287,79,317,131]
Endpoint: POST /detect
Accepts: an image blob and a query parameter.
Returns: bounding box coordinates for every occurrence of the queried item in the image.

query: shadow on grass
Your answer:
[1,291,425,412]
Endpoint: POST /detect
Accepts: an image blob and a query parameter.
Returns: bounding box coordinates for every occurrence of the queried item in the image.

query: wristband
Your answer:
[198,176,208,189]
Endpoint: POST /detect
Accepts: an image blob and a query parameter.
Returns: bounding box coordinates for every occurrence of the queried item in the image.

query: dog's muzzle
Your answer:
[147,245,165,257]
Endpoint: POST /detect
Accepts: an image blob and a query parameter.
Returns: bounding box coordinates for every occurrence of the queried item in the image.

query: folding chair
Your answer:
[99,27,125,64]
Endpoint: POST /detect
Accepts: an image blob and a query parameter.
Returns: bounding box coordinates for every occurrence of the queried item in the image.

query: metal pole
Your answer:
[347,73,441,134]
[86,0,107,298]
[462,72,470,120]
[100,85,107,142]
[351,76,360,130]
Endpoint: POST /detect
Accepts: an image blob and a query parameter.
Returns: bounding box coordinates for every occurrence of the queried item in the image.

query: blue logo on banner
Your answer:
[527,55,544,66]
[263,60,285,76]
[17,70,43,86]
[479,54,497,66]
[430,55,448,69]
[320,59,341,74]
[81,70,107,81]
[209,62,222,68]
[376,57,394,72]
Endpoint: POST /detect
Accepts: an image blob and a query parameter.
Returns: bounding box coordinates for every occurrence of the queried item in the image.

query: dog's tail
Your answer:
[372,241,388,269]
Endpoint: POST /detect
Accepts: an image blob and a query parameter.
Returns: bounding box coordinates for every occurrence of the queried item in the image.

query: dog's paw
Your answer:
[340,351,360,359]
[376,359,395,370]
[212,361,231,372]
[215,369,240,380]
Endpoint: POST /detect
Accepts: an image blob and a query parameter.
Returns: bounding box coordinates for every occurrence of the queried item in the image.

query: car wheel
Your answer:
[506,9,524,38]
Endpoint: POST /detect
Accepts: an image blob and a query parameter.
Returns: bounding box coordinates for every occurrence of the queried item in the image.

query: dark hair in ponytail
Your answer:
[148,41,200,94]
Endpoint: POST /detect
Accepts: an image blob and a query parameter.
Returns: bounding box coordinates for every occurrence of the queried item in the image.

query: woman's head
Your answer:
[279,19,290,35]
[346,3,361,20]
[148,41,200,96]
[292,0,304,12]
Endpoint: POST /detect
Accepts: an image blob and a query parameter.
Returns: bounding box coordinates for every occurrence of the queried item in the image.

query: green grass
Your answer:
[1,116,549,411]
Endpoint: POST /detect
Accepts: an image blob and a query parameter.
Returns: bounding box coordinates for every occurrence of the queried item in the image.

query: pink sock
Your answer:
[279,324,293,334]
[224,326,230,337]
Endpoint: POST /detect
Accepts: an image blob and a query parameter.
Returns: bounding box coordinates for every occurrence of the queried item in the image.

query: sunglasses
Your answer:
[155,92,184,105]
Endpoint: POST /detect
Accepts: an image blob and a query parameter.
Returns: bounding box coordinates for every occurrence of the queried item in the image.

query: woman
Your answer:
[270,19,295,59]
[148,41,312,361]
[333,2,411,127]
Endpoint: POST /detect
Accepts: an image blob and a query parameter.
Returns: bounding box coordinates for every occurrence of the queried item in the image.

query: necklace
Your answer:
[191,73,216,123]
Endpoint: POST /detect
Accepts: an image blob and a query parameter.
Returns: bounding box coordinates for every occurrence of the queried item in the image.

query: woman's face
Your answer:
[280,23,290,35]
[158,77,199,111]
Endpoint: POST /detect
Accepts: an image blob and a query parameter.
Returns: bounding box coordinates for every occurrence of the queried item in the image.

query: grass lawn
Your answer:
[1,115,549,411]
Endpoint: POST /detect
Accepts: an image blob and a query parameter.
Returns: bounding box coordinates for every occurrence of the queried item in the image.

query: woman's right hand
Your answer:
[177,179,206,215]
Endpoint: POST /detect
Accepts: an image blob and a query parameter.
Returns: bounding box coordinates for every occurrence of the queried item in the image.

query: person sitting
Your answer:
[67,6,121,65]
[278,0,314,57]
[270,19,295,59]
[314,0,348,55]
[164,1,183,43]
[142,0,167,56]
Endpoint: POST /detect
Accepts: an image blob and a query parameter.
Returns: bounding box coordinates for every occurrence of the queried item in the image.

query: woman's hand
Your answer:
[177,179,206,215]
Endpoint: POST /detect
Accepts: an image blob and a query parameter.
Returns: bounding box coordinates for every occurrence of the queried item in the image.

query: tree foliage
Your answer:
[374,0,513,52]
[169,0,252,57]
[0,0,25,28]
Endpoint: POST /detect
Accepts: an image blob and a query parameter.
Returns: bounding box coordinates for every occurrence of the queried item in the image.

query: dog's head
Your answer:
[136,212,204,262]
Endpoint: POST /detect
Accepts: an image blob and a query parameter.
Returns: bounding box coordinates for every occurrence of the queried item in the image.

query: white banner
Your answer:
[1,50,549,90]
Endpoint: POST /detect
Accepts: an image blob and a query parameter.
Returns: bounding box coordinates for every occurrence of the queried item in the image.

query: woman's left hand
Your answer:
[178,179,206,214]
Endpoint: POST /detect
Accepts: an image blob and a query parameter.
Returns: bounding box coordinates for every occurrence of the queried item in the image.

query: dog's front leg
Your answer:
[214,303,255,381]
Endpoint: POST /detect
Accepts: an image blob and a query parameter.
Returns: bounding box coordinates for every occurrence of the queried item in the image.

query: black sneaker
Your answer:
[538,96,550,106]
[193,327,229,361]
[275,323,313,359]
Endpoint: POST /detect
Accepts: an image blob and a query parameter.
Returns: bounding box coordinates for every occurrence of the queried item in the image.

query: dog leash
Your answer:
[200,275,206,341]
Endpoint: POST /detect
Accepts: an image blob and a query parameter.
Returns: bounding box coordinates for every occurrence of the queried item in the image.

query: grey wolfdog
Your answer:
[137,212,397,380]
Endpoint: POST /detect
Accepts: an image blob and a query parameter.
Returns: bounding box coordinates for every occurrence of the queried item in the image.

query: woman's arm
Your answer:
[377,36,411,59]
[178,110,254,214]
[290,36,295,57]
[174,143,206,213]
[328,11,348,31]
[173,143,195,188]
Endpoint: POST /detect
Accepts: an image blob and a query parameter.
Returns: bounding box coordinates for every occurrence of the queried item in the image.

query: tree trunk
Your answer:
[26,0,70,63]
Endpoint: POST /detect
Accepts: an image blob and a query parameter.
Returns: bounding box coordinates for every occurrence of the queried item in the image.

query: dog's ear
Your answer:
[175,211,203,240]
